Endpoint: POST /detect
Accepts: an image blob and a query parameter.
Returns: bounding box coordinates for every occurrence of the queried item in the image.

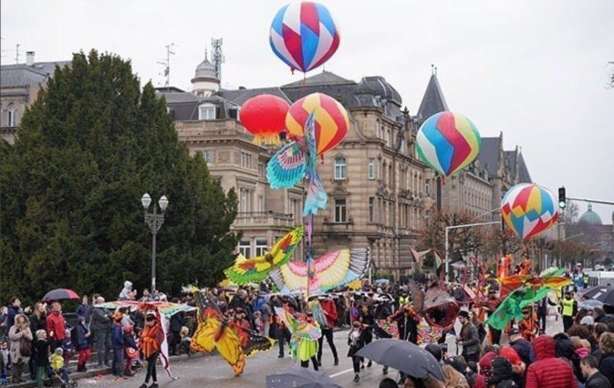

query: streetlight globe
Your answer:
[159,195,169,211]
[141,193,152,209]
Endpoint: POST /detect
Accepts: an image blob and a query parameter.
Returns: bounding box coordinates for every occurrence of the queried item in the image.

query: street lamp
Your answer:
[141,193,169,292]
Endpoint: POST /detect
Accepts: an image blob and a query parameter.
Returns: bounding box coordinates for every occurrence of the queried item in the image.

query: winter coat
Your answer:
[442,364,470,388]
[31,339,49,367]
[90,307,112,332]
[459,322,480,356]
[46,311,66,341]
[49,352,64,371]
[525,336,577,388]
[8,316,33,363]
[6,305,21,328]
[75,322,90,351]
[76,304,92,322]
[111,323,124,349]
[140,323,164,359]
[488,357,517,388]
[599,352,614,387]
[585,371,611,388]
[320,299,338,328]
[29,313,47,333]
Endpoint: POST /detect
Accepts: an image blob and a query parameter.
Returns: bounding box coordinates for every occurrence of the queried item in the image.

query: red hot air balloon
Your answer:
[240,94,290,145]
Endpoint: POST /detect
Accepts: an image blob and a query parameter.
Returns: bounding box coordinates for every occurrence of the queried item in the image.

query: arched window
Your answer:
[198,103,216,120]
[334,156,346,180]
[7,103,16,127]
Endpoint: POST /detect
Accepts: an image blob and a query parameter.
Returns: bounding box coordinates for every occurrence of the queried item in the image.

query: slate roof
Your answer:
[0,61,70,88]
[516,152,531,183]
[478,137,502,177]
[504,149,532,183]
[155,87,240,121]
[417,74,448,120]
[282,71,355,88]
[219,87,290,105]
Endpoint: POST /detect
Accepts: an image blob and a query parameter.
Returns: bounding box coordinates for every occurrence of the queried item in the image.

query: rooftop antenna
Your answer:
[15,43,20,64]
[211,37,224,82]
[431,64,437,76]
[157,43,175,87]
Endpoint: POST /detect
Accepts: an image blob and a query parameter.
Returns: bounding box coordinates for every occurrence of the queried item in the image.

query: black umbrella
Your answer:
[356,339,444,381]
[582,285,613,303]
[266,367,342,388]
[43,288,80,302]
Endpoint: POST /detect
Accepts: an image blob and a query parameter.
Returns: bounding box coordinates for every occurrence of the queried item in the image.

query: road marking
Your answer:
[329,368,353,378]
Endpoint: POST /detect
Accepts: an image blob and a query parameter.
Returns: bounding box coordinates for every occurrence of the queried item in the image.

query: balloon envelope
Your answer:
[269,1,340,73]
[240,94,289,145]
[285,92,348,154]
[501,183,559,241]
[416,111,481,177]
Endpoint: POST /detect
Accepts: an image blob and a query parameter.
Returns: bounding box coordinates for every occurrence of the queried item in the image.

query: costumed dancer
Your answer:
[139,311,164,388]
[519,306,539,342]
[347,320,364,383]
[389,302,420,344]
[358,304,375,368]
[275,307,321,370]
[309,297,339,366]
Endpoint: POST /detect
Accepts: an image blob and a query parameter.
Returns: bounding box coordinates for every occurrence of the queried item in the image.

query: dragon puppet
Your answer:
[190,293,272,376]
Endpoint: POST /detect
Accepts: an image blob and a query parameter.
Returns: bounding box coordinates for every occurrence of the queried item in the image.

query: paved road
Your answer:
[79,315,564,388]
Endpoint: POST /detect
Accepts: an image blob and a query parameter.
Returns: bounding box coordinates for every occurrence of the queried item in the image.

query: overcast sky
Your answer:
[2,0,613,221]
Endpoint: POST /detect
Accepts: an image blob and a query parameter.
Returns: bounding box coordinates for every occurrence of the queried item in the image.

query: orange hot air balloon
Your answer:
[240,94,290,145]
[285,93,349,154]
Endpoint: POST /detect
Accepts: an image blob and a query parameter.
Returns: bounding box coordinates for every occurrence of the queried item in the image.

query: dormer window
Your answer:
[198,103,216,120]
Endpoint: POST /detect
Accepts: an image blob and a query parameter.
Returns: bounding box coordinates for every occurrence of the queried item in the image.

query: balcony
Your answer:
[234,211,295,229]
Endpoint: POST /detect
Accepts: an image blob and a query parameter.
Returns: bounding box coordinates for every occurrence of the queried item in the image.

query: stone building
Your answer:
[157,54,304,260]
[0,52,69,144]
[565,204,614,266]
[417,72,532,220]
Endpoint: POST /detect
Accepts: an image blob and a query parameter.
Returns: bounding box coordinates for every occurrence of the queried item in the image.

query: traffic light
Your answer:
[558,186,566,209]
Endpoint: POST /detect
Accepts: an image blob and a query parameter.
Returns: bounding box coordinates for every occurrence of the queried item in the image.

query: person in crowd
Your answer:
[0,339,9,384]
[119,281,134,301]
[46,302,66,353]
[348,320,364,383]
[32,329,49,388]
[379,377,400,388]
[389,302,420,344]
[311,297,339,366]
[8,313,32,384]
[561,292,578,332]
[508,326,534,367]
[49,347,70,387]
[6,298,23,329]
[169,310,185,356]
[598,331,614,387]
[76,295,92,324]
[74,315,91,372]
[111,311,126,379]
[498,346,525,387]
[457,310,481,364]
[441,363,470,388]
[555,334,583,384]
[139,311,164,388]
[61,328,74,366]
[525,335,577,388]
[178,326,191,356]
[28,302,47,378]
[487,357,517,388]
[91,296,112,368]
[581,354,611,388]
[358,303,375,368]
[519,307,539,342]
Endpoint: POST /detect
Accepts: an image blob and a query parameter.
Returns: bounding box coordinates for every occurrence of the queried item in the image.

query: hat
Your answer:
[499,346,522,366]
[425,344,442,362]
[580,316,594,325]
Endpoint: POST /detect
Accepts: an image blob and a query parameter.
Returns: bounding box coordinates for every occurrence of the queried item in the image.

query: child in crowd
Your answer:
[111,311,126,379]
[179,326,191,356]
[348,320,364,383]
[61,329,74,365]
[49,348,70,388]
[74,316,91,372]
[254,311,265,336]
[32,330,49,388]
[0,339,9,385]
[122,324,138,376]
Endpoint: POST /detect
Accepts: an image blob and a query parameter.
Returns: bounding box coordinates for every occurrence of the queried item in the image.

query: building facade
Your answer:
[0,52,69,144]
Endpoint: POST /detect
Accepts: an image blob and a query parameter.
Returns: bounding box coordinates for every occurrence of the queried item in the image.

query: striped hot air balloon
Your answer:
[416,112,481,177]
[269,2,340,73]
[501,183,559,241]
[285,92,349,155]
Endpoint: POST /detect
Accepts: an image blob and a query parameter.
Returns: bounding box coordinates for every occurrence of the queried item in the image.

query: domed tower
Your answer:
[191,51,220,97]
[578,203,603,225]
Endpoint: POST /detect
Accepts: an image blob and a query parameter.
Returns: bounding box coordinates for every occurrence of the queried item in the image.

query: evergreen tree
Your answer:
[0,50,238,303]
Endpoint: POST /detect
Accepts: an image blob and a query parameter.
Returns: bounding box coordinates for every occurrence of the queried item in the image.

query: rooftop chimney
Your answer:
[26,51,35,66]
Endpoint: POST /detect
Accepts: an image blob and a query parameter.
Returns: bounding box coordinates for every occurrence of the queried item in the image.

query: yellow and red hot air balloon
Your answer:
[501,183,559,241]
[240,94,290,145]
[285,92,349,155]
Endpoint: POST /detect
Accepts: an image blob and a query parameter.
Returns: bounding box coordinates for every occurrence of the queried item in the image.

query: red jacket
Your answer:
[526,336,577,388]
[46,311,66,341]
[320,299,337,328]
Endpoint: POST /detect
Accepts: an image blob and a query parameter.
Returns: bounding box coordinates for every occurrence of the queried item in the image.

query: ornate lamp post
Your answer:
[141,193,169,292]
